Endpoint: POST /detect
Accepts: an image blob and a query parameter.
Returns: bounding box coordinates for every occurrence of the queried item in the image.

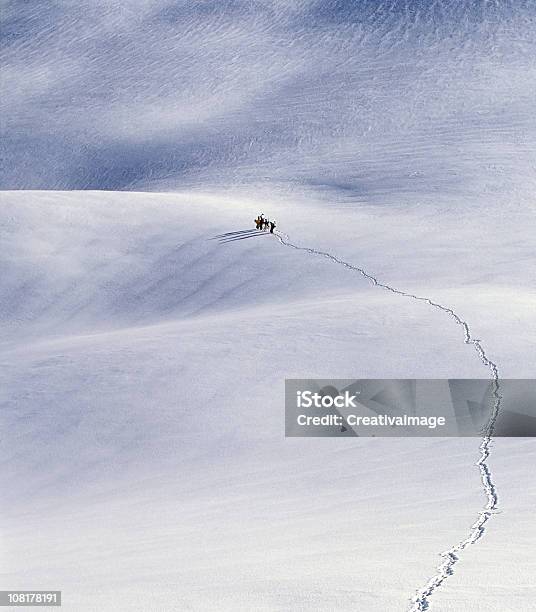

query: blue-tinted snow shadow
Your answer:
[211,229,270,244]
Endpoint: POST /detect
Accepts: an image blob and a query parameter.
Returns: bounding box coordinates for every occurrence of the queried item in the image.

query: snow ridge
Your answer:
[274,232,501,611]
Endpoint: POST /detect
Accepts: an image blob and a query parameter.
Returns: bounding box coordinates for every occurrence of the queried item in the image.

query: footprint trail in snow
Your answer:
[274,232,502,611]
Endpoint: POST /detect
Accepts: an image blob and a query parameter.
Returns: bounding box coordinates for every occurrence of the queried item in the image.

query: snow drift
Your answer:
[1,190,535,610]
[1,0,536,610]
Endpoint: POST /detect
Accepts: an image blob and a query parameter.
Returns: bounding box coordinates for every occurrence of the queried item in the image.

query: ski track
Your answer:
[274,232,502,611]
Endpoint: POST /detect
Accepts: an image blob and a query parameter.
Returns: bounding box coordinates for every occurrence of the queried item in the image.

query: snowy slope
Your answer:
[2,1,536,198]
[1,190,535,611]
[2,0,536,610]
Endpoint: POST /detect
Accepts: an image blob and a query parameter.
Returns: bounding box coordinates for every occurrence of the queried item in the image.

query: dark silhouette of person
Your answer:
[269,220,276,233]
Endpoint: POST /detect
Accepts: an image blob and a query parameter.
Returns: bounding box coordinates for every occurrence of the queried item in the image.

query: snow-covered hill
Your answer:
[1,1,536,610]
[2,1,536,198]
[1,190,535,610]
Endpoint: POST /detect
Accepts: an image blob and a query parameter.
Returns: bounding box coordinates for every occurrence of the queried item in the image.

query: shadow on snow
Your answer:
[210,229,270,244]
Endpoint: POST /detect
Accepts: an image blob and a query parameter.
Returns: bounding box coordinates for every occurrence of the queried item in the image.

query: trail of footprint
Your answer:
[274,233,501,611]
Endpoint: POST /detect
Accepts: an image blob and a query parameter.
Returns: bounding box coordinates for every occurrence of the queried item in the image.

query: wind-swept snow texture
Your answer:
[2,0,536,199]
[1,1,536,611]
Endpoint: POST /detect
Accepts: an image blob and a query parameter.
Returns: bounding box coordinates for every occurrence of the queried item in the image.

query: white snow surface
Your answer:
[1,0,536,610]
[0,190,535,611]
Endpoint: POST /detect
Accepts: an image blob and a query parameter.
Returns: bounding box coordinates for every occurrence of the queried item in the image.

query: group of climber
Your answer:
[254,213,276,233]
